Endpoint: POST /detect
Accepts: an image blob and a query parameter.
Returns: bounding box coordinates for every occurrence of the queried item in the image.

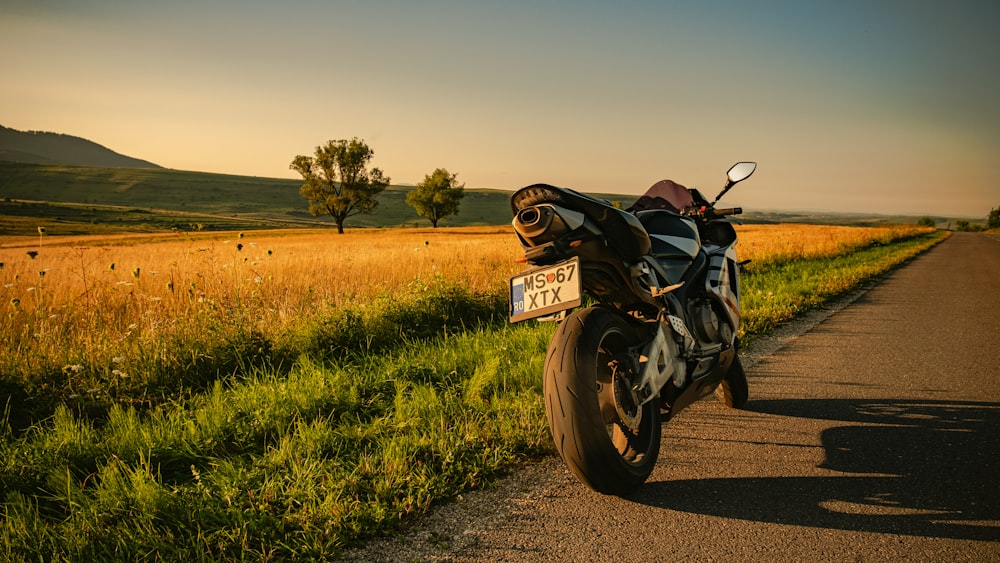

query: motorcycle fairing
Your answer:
[706,244,741,328]
[635,210,700,258]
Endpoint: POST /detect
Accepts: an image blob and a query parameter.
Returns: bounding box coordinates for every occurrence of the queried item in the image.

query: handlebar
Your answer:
[712,207,742,217]
[684,206,743,219]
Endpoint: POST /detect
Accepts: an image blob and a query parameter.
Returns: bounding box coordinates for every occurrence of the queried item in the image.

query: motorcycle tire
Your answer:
[544,306,661,496]
[714,354,749,408]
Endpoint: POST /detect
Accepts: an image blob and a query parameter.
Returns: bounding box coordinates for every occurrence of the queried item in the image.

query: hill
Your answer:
[0,161,518,235]
[0,161,951,238]
[0,125,161,169]
[0,124,983,237]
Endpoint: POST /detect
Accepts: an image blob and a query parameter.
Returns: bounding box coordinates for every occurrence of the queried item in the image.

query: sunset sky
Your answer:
[2,1,997,217]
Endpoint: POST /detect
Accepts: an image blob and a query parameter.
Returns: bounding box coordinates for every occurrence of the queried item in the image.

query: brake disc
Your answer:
[612,371,643,430]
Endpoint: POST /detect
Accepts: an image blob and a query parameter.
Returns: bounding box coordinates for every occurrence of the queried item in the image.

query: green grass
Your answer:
[0,200,317,235]
[0,230,948,559]
[1,319,552,559]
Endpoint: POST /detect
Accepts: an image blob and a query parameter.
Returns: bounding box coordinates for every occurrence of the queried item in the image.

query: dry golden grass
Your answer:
[0,221,934,405]
[0,223,930,325]
[1,227,520,323]
[737,223,931,268]
[1,227,524,376]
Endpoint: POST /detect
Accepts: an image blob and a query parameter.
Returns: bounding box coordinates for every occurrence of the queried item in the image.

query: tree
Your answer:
[406,168,466,228]
[988,206,1000,230]
[290,138,390,234]
[916,216,936,228]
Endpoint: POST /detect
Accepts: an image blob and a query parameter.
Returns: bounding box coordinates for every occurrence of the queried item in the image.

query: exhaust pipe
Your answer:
[513,206,555,240]
[513,203,589,245]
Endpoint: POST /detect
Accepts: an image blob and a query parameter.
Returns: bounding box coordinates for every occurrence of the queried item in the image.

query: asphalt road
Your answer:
[350,232,1000,562]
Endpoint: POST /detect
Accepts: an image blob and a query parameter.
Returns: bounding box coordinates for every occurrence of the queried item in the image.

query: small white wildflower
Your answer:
[112,369,128,379]
[112,356,125,364]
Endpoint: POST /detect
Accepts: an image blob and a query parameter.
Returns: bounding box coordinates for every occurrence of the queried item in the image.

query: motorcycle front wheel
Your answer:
[544,306,661,496]
[714,353,749,409]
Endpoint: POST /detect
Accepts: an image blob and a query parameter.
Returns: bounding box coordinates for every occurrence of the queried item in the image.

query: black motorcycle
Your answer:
[508,162,756,495]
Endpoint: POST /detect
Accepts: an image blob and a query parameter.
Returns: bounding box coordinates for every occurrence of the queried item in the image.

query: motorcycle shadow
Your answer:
[632,398,1000,542]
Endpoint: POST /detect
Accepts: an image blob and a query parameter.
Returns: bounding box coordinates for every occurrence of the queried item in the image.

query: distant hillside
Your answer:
[0,125,161,169]
[0,160,946,237]
[0,161,517,232]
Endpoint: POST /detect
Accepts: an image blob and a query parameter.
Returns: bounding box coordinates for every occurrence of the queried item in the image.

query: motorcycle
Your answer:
[508,162,756,495]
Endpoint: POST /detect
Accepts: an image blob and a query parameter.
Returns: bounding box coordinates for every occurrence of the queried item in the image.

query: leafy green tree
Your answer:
[916,216,936,228]
[406,168,466,228]
[988,206,1000,230]
[290,138,390,234]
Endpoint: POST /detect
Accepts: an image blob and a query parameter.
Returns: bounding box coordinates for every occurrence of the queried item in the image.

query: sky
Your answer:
[1,0,998,217]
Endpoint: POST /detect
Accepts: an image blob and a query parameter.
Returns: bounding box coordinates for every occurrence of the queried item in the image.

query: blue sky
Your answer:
[2,0,997,216]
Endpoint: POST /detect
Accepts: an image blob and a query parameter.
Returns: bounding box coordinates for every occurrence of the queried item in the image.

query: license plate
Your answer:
[509,257,582,323]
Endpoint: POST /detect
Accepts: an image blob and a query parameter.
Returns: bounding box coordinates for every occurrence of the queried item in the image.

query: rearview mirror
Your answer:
[727,162,756,184]
[713,162,757,204]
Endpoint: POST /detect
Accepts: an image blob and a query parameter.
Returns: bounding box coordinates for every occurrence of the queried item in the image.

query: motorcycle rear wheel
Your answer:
[544,306,661,496]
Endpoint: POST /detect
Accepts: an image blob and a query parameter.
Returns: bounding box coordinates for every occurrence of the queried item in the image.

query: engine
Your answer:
[688,298,733,349]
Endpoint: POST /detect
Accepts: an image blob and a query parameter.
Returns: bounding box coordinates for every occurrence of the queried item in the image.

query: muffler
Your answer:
[512,203,586,245]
